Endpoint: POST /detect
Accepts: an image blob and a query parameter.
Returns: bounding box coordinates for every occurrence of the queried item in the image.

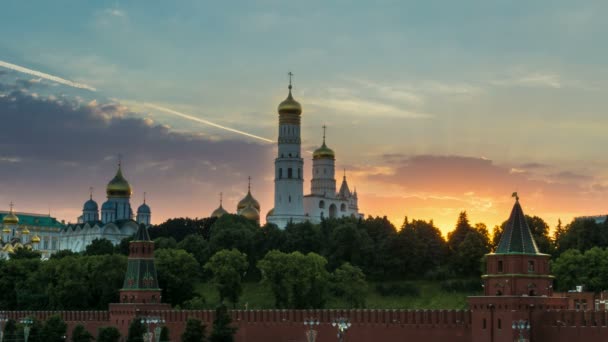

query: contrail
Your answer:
[144,103,274,143]
[0,60,96,91]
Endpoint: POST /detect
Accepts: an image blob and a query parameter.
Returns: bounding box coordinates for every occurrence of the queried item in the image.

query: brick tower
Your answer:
[469,193,567,342]
[119,224,162,304]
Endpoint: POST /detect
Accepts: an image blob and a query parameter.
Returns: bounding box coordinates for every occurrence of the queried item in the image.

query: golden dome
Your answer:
[2,227,10,233]
[3,209,19,225]
[211,205,228,218]
[237,178,260,212]
[240,204,260,222]
[107,163,132,197]
[3,244,14,253]
[278,88,302,116]
[31,235,41,243]
[21,227,30,235]
[313,142,335,160]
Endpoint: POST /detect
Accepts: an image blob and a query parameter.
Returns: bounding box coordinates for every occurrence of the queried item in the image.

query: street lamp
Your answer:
[140,317,166,342]
[512,319,530,342]
[0,317,8,342]
[303,318,319,342]
[331,317,351,342]
[20,318,33,342]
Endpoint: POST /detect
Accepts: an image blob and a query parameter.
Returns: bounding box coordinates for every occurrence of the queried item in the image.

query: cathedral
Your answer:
[60,161,151,252]
[211,77,362,228]
[0,162,152,257]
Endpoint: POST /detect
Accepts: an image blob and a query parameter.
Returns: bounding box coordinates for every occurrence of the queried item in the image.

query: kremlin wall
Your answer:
[2,197,608,341]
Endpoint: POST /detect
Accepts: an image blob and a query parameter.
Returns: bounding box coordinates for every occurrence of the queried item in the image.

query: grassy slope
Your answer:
[194,280,480,310]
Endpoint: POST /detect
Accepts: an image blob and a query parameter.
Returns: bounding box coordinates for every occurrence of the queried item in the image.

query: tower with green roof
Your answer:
[482,193,554,297]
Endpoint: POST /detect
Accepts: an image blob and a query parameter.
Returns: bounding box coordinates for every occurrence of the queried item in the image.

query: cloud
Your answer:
[307,96,431,119]
[0,87,274,224]
[491,72,562,89]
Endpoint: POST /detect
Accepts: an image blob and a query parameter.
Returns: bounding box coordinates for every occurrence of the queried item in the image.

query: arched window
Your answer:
[528,260,535,273]
[329,204,337,218]
[340,203,346,212]
[288,168,293,178]
[278,168,282,179]
[289,195,291,203]
[319,200,325,209]
[298,168,301,179]
[498,260,503,273]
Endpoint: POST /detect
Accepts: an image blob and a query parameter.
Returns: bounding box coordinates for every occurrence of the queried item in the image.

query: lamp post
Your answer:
[303,318,319,342]
[331,317,351,342]
[20,318,33,342]
[0,317,8,342]
[512,319,530,342]
[140,317,165,342]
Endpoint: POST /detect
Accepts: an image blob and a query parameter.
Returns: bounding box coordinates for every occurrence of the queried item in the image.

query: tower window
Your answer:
[483,318,486,329]
[288,168,293,178]
[279,168,282,179]
[319,200,325,209]
[298,168,301,179]
[289,153,292,157]
[289,195,291,203]
[528,260,535,273]
[498,260,503,273]
[497,319,502,329]
[340,203,346,212]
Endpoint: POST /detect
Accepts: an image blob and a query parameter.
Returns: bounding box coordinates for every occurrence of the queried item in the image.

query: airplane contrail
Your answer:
[144,103,274,143]
[0,60,96,91]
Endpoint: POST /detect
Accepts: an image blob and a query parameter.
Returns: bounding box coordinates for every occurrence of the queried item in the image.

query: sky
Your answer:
[1,0,607,235]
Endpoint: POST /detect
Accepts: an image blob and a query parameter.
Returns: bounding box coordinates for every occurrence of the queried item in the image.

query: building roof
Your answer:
[495,197,541,255]
[134,224,151,241]
[0,211,65,229]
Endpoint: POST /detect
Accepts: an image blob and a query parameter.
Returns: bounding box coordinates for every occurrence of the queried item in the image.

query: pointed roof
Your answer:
[134,224,151,241]
[495,195,541,255]
[339,170,351,198]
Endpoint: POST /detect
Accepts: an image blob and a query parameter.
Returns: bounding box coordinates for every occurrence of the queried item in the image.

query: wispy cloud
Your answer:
[0,60,96,91]
[491,72,562,89]
[307,96,431,119]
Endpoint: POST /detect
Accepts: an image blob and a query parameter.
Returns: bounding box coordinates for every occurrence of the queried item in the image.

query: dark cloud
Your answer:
[519,162,549,169]
[0,87,274,222]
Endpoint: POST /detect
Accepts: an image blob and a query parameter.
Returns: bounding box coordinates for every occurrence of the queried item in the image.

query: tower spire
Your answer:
[322,125,327,145]
[143,191,147,204]
[118,154,122,168]
[9,201,14,214]
[89,186,94,200]
[288,71,293,91]
[219,192,223,207]
[248,176,252,193]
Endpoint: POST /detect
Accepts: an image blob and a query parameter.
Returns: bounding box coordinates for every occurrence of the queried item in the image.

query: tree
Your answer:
[209,304,237,342]
[552,247,608,292]
[9,248,41,259]
[71,324,94,342]
[451,231,490,276]
[155,248,200,306]
[50,249,77,259]
[178,234,210,267]
[41,315,68,342]
[331,262,368,308]
[154,237,178,250]
[257,250,330,309]
[126,319,146,342]
[181,318,207,342]
[150,217,215,241]
[283,221,322,254]
[326,221,373,270]
[447,211,474,253]
[160,326,170,342]
[207,215,257,257]
[84,238,115,255]
[3,319,17,342]
[204,249,248,306]
[97,326,121,342]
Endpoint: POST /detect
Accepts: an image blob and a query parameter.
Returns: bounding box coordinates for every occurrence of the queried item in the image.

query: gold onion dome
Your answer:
[313,142,335,160]
[278,89,302,115]
[241,205,260,222]
[237,178,260,212]
[2,227,10,233]
[32,235,41,243]
[107,163,132,197]
[212,205,228,218]
[3,207,19,225]
[22,227,30,235]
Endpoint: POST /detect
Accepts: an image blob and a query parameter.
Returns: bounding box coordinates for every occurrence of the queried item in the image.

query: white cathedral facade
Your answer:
[265,79,362,228]
[60,162,151,252]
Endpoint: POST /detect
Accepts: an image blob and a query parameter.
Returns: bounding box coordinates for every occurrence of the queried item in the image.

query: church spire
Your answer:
[495,193,541,254]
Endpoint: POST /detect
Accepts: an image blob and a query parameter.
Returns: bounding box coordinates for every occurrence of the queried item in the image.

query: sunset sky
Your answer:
[1,1,607,235]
